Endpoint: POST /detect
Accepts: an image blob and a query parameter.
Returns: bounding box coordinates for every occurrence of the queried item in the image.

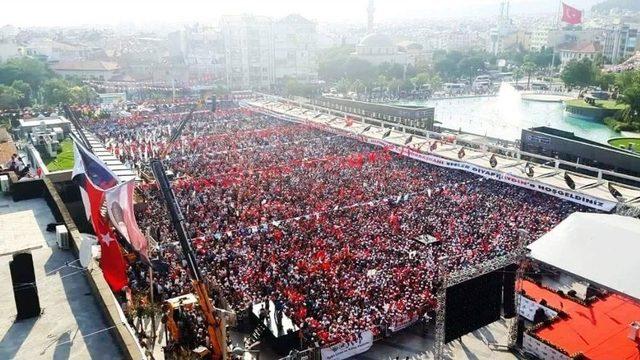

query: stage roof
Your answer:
[528,212,640,300]
[523,280,640,360]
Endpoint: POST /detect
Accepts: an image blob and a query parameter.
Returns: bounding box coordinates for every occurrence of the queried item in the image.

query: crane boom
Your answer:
[150,108,226,360]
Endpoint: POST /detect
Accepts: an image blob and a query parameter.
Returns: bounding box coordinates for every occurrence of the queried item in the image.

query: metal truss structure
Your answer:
[433,246,525,360]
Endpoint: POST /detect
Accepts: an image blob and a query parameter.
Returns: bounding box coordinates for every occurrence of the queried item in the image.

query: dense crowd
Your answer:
[86,105,590,351]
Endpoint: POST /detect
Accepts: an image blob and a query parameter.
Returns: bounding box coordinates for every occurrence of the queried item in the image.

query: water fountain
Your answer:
[396,85,619,143]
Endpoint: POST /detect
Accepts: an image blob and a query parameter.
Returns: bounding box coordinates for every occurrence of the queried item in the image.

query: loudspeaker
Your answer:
[10,252,41,320]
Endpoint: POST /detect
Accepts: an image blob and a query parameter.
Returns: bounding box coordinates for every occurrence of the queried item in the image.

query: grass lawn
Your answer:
[564,98,628,111]
[608,137,640,152]
[45,138,75,172]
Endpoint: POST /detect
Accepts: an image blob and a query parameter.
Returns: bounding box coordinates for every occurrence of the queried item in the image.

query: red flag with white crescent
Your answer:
[562,3,582,25]
[85,178,128,291]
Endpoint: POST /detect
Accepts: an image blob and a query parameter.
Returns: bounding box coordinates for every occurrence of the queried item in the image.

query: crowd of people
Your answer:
[85,104,591,352]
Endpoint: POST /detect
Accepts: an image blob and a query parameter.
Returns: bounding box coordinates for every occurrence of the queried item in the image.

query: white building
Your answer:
[547,28,602,50]
[274,14,318,85]
[221,15,276,90]
[221,14,319,90]
[352,33,408,66]
[557,42,601,67]
[0,40,21,62]
[601,23,639,64]
[49,60,121,80]
[22,39,98,62]
[530,25,553,51]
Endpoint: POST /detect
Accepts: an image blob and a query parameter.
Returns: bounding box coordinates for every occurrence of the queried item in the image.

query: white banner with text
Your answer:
[247,104,617,212]
[321,331,373,360]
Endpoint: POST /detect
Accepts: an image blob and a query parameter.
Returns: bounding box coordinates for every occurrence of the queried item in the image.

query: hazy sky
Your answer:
[0,0,600,27]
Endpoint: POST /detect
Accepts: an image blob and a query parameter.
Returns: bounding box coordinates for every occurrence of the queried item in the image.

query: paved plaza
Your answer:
[231,318,517,360]
[358,319,516,360]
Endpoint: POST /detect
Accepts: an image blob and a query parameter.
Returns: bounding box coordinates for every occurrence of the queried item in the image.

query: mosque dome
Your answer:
[358,33,395,48]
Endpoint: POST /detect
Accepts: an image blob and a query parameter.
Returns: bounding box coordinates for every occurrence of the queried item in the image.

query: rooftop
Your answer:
[18,116,71,127]
[523,280,640,360]
[50,60,120,72]
[528,213,640,301]
[359,32,395,48]
[0,194,121,359]
[0,128,17,164]
[278,14,314,25]
[557,41,601,53]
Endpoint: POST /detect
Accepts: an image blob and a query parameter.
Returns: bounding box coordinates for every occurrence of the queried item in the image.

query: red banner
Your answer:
[562,3,582,25]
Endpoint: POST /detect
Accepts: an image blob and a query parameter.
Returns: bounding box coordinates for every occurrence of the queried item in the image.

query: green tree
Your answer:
[411,72,430,89]
[69,85,98,104]
[350,79,367,94]
[318,46,353,81]
[0,57,52,89]
[429,73,443,90]
[42,78,72,105]
[434,57,459,81]
[596,72,616,91]
[335,78,352,94]
[319,58,347,81]
[10,80,32,107]
[529,48,555,68]
[0,85,24,110]
[522,61,536,89]
[618,84,640,123]
[411,72,442,91]
[343,58,375,82]
[615,70,640,91]
[560,58,597,89]
[513,68,524,87]
[457,56,486,80]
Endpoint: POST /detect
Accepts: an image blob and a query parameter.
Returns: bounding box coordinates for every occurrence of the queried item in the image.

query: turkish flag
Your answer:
[104,180,149,264]
[85,178,129,291]
[562,3,582,25]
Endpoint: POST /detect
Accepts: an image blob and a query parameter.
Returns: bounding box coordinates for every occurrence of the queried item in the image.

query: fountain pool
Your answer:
[396,84,619,144]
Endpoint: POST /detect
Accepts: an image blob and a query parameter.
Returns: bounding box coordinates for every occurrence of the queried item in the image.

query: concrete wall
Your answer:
[521,128,640,179]
[522,332,570,360]
[564,103,618,121]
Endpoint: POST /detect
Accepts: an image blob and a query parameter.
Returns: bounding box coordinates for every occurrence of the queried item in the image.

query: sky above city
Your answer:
[1,0,601,27]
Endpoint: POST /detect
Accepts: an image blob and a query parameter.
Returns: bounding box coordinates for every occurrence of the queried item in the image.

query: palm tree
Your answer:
[619,85,640,125]
[522,61,537,90]
[513,69,524,87]
[335,78,352,94]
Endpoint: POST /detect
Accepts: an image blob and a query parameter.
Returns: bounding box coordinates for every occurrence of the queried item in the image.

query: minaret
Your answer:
[367,0,375,33]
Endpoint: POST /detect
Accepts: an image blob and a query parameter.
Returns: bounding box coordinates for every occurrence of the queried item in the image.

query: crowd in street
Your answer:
[86,106,589,350]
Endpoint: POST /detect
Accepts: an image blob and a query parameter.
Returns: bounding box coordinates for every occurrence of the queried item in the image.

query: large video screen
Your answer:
[444,268,505,343]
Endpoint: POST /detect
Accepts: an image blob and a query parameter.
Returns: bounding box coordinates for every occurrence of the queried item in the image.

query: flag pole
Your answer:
[149,266,156,346]
[550,0,562,74]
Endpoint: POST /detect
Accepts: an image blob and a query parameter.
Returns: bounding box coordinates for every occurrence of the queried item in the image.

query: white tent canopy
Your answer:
[527,212,640,301]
